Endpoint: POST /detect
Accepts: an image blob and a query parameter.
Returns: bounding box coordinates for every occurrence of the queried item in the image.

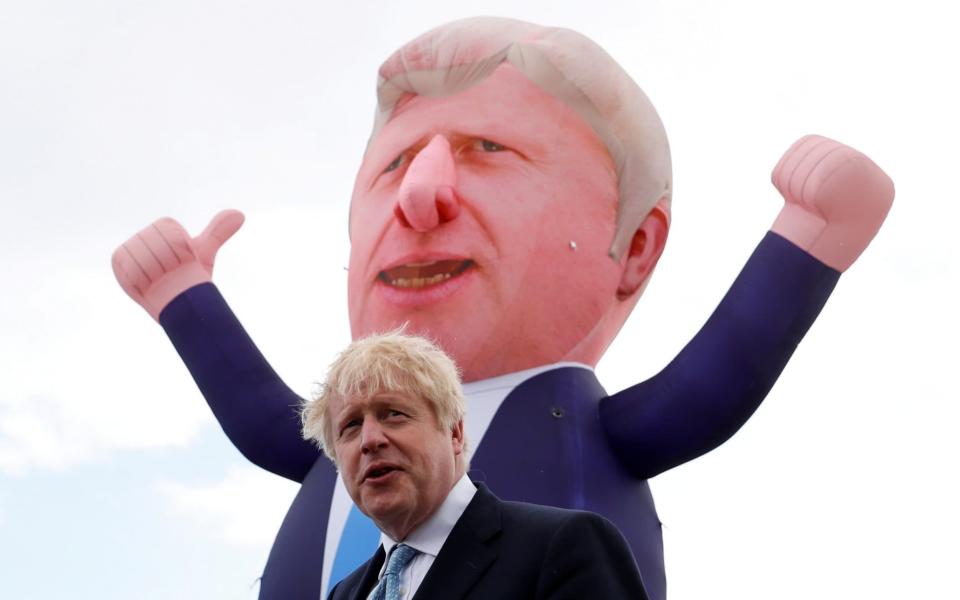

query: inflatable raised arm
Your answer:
[603,136,893,478]
[113,211,320,482]
[112,17,893,600]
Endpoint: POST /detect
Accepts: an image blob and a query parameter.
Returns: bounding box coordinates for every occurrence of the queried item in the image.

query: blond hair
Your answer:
[302,329,467,467]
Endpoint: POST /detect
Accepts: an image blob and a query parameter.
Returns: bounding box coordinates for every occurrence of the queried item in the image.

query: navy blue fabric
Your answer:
[328,483,650,600]
[157,232,840,600]
[600,232,840,479]
[161,285,336,596]
[471,367,665,600]
[160,285,320,482]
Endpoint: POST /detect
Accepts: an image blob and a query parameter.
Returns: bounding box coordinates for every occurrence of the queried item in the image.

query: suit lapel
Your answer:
[412,484,501,600]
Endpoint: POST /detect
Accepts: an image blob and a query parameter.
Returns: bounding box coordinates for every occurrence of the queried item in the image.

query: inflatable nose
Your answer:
[395,134,460,231]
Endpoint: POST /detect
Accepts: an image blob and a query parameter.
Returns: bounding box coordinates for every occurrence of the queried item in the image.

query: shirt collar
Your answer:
[378,473,478,564]
[462,361,594,397]
[460,362,594,449]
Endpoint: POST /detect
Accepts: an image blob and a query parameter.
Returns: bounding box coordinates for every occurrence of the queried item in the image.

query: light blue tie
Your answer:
[371,544,419,600]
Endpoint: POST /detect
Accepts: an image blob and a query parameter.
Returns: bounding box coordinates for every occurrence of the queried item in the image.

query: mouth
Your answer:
[363,464,402,483]
[378,259,474,289]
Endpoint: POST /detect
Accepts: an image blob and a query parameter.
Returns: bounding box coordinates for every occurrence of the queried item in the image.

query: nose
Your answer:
[359,418,388,454]
[395,134,461,231]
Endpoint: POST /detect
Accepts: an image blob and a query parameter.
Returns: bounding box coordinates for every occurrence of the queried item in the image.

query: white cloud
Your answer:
[0,178,352,476]
[0,396,93,473]
[0,259,213,474]
[157,465,300,546]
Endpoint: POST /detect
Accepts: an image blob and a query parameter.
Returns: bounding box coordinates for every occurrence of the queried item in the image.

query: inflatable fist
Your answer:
[112,210,245,320]
[771,135,895,272]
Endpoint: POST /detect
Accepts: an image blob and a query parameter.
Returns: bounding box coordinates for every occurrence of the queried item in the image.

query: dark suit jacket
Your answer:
[328,483,648,600]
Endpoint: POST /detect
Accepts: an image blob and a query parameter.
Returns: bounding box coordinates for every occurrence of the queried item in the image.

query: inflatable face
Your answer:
[344,17,674,382]
[347,64,651,381]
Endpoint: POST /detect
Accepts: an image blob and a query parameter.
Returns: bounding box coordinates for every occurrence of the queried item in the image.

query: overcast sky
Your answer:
[2,1,957,599]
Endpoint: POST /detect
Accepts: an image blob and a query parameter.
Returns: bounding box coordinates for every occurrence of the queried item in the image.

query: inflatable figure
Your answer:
[112,17,893,600]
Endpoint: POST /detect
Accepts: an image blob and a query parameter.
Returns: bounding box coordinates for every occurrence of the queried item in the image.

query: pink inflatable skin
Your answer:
[772,134,894,271]
[393,135,460,231]
[111,104,893,377]
[347,64,669,381]
[113,210,244,321]
[350,63,893,382]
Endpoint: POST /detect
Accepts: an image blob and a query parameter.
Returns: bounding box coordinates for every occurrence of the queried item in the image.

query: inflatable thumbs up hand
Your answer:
[112,209,245,321]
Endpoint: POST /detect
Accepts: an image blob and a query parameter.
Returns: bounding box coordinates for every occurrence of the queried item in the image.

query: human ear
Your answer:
[616,200,670,300]
[450,419,465,454]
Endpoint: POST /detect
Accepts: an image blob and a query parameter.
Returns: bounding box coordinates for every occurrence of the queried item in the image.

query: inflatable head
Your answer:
[347,17,673,381]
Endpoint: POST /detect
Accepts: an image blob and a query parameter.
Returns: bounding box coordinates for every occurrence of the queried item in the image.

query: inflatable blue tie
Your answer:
[329,505,381,588]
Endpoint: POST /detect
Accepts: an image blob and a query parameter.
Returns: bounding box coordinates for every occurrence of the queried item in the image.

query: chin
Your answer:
[362,497,404,520]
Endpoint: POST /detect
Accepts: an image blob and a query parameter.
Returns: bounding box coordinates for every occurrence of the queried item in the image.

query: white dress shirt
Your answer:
[367,473,477,600]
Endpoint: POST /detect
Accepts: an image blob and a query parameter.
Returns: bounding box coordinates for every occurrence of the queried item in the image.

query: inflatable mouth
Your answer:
[378,259,474,289]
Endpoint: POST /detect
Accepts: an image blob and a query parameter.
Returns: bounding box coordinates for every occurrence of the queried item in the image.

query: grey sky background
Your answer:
[2,1,957,598]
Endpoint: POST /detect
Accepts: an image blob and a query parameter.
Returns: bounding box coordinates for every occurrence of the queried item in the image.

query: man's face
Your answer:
[330,391,464,540]
[348,65,624,382]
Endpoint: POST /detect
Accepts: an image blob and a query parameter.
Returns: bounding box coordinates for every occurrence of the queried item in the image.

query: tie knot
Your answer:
[384,544,418,577]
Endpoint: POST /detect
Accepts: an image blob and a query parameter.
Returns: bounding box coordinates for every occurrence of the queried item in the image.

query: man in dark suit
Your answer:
[302,331,648,600]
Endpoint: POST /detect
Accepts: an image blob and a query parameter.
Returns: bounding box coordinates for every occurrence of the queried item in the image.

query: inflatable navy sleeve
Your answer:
[159,283,320,482]
[600,232,841,480]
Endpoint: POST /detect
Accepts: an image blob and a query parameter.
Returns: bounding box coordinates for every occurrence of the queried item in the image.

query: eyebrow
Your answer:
[377,129,517,164]
[362,122,540,191]
[362,134,432,191]
[335,409,357,429]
